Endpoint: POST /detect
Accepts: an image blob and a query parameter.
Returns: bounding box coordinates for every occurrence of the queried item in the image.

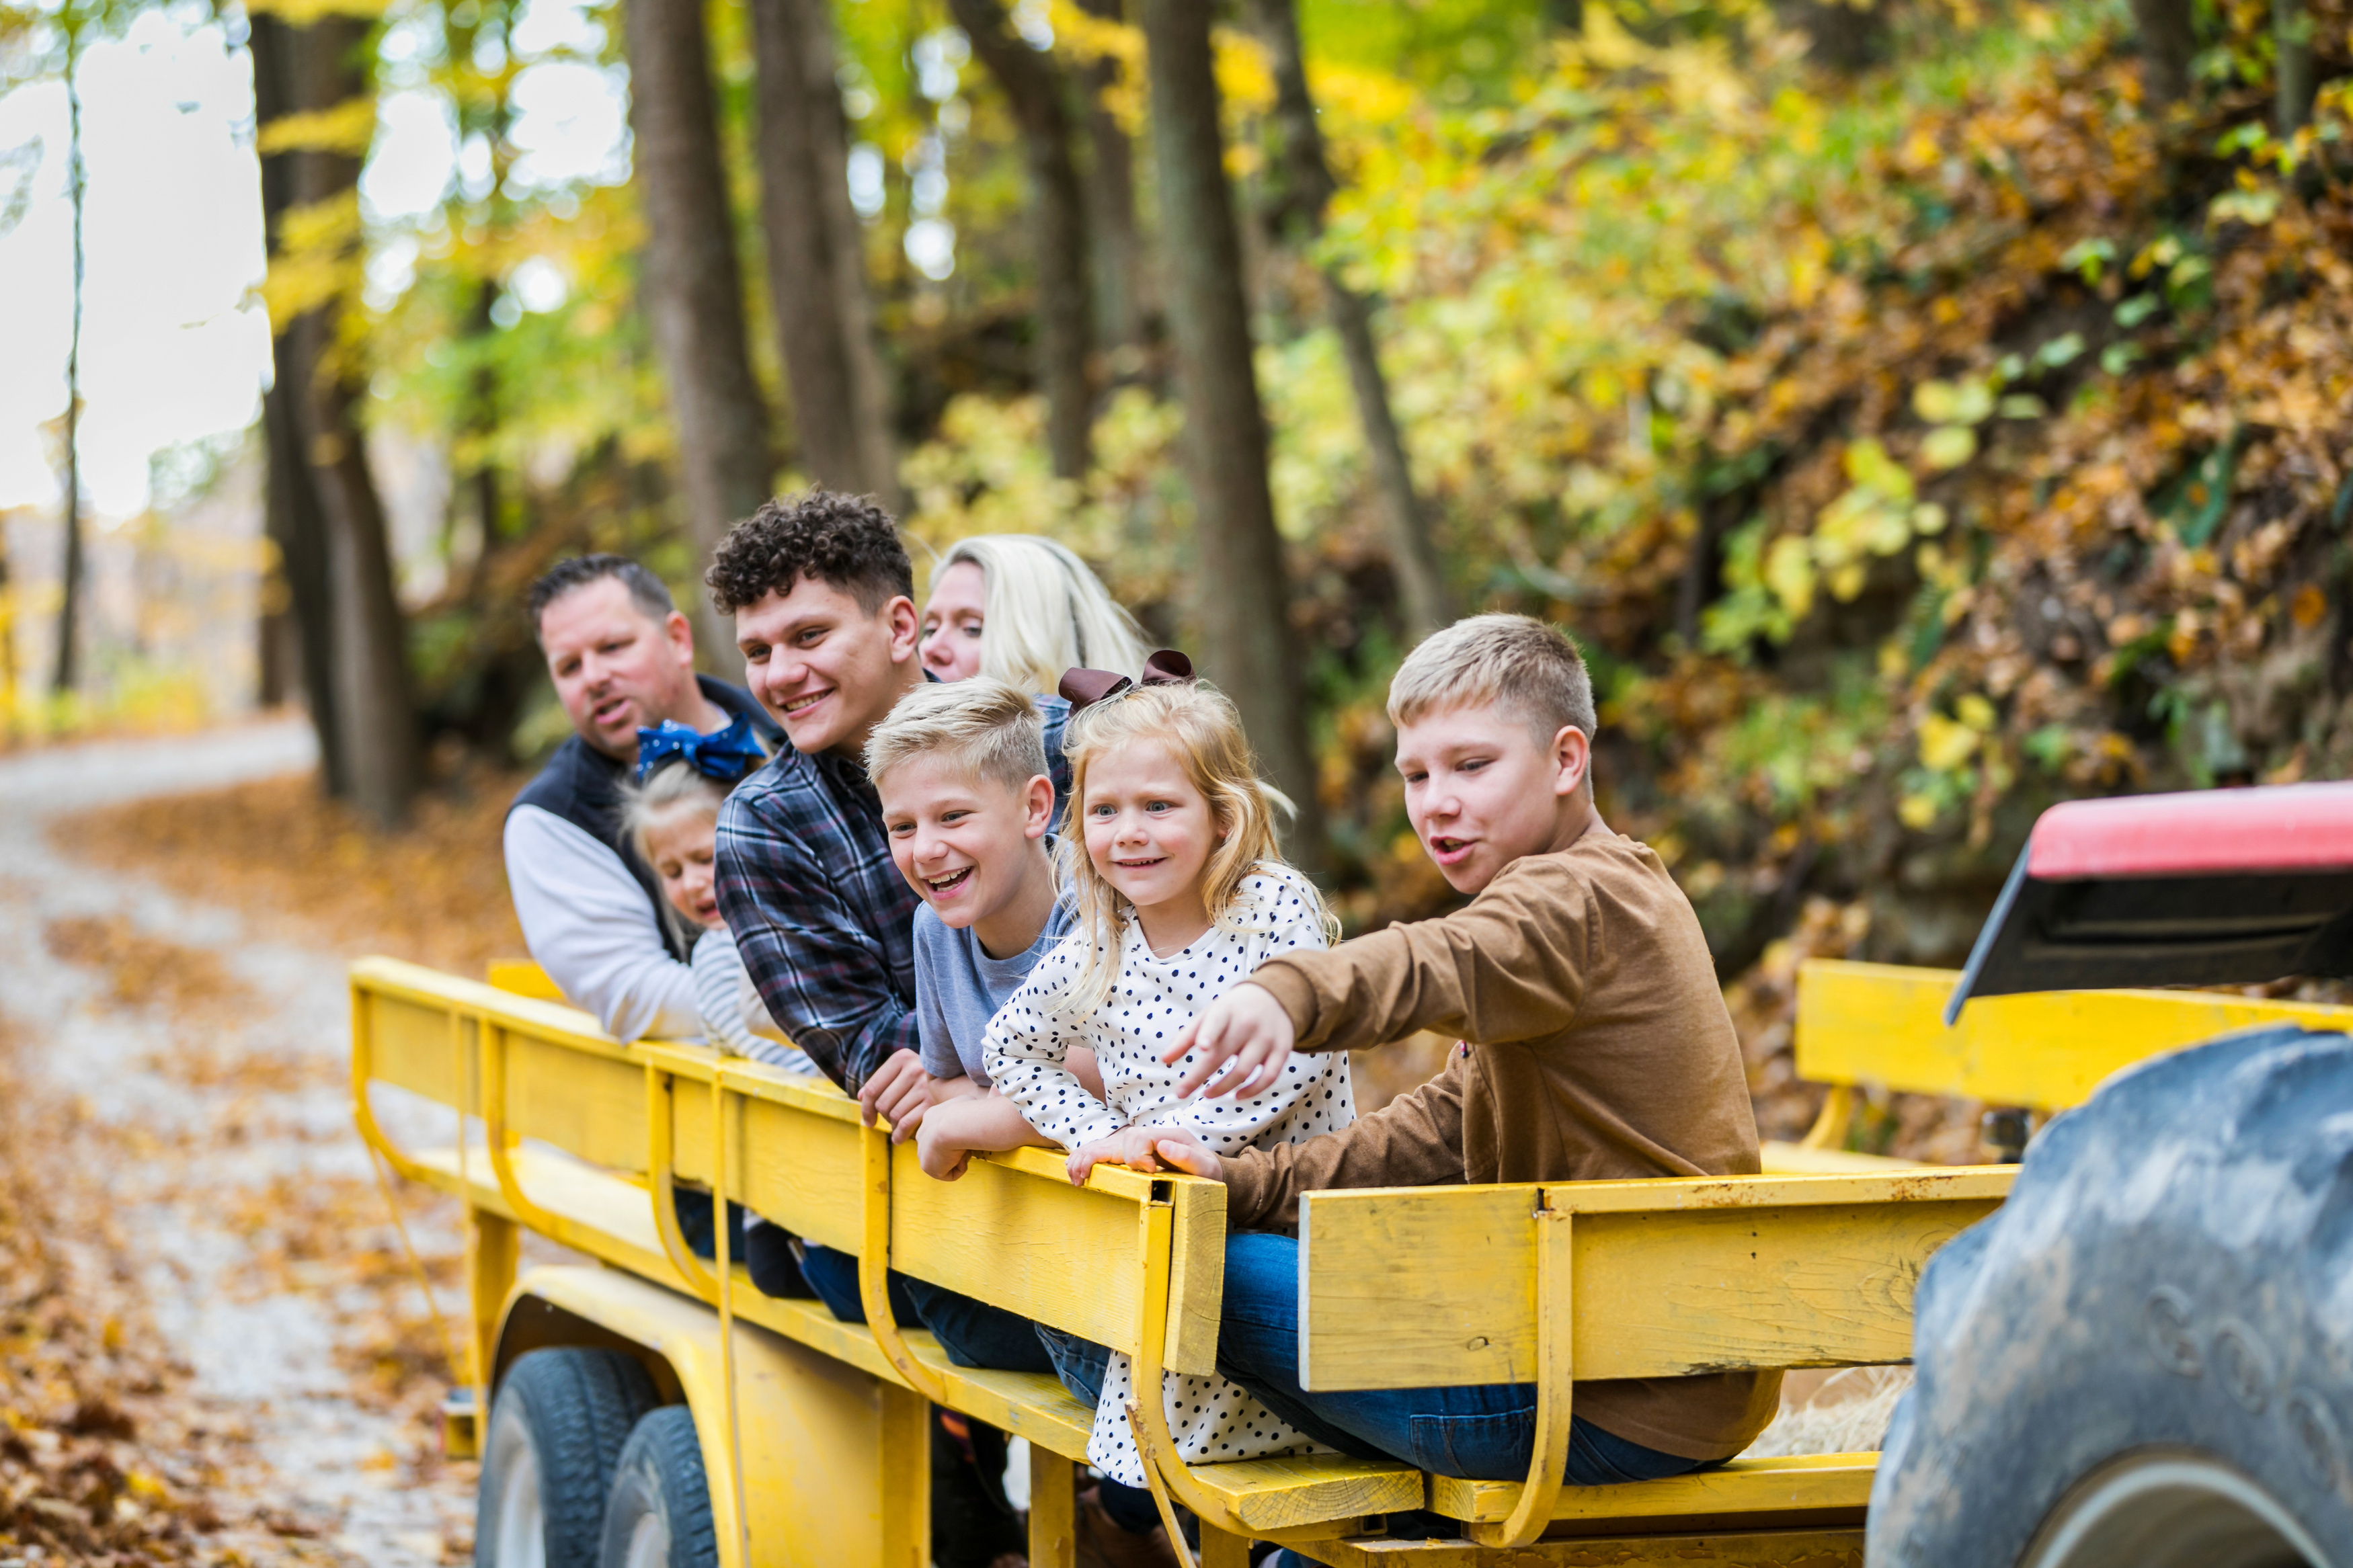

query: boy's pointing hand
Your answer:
[1165,982,1295,1099]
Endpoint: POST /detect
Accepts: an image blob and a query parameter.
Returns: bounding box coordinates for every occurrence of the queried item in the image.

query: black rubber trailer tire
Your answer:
[1870,1024,2353,1568]
[597,1407,718,1568]
[476,1348,661,1568]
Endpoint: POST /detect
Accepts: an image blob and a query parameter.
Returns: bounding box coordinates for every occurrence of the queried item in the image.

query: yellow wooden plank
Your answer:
[1758,1141,1917,1175]
[1427,1452,1879,1524]
[1164,1174,1228,1379]
[354,955,625,1051]
[502,1027,653,1174]
[1795,957,2353,1110]
[1310,1526,1866,1567]
[1185,1454,1425,1532]
[1299,1178,2001,1391]
[362,990,469,1106]
[888,1139,1167,1367]
[485,959,565,1001]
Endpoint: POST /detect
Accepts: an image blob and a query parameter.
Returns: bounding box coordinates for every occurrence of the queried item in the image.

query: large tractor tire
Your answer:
[477,1348,661,1568]
[1871,1025,2353,1568]
[596,1407,718,1568]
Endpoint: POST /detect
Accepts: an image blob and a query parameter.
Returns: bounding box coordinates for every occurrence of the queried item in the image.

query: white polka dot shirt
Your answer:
[983,863,1356,1486]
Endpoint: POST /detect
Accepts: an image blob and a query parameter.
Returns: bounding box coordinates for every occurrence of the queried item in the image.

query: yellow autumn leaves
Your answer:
[1763,436,1948,620]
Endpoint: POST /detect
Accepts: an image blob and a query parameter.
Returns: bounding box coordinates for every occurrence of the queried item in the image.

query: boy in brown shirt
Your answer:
[1145,614,1780,1491]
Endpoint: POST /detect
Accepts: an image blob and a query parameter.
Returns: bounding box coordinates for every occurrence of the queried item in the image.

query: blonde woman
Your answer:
[918,534,1148,692]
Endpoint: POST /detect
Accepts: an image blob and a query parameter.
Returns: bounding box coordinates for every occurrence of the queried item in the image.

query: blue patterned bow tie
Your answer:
[635,713,767,784]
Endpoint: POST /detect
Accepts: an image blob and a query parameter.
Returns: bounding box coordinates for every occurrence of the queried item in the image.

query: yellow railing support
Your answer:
[858,1124,955,1405]
[1122,1186,1257,1563]
[710,1071,751,1568]
[1476,1196,1574,1549]
[647,1065,722,1304]
[1798,1083,1858,1151]
[349,978,438,1186]
[479,1020,563,1237]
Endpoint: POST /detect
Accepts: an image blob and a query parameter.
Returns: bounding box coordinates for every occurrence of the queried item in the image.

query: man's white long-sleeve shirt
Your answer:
[504,801,702,1043]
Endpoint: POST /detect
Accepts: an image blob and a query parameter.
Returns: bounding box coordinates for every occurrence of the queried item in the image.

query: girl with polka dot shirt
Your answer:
[973,676,1355,1491]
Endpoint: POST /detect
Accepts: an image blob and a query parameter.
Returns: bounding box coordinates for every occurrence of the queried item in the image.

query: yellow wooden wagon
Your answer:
[347,946,2346,1568]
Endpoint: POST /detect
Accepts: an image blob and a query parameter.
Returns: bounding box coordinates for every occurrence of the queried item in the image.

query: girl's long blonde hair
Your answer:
[619,764,731,951]
[934,535,1149,696]
[1053,681,1336,1015]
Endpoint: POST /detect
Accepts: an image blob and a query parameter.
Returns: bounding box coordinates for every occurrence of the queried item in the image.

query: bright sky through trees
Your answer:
[0,0,629,518]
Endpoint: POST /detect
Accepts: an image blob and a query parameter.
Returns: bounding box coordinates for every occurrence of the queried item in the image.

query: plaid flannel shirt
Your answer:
[716,694,1070,1094]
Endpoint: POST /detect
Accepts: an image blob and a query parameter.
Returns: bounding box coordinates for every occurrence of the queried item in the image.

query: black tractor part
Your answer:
[476,1348,661,1568]
[1870,1024,2353,1568]
[596,1407,718,1568]
[1946,782,2353,1020]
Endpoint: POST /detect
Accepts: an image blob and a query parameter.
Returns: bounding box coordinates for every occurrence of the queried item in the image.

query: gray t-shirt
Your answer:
[914,889,1077,1087]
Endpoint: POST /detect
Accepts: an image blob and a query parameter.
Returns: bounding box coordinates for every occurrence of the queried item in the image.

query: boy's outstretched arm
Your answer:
[1164,981,1295,1098]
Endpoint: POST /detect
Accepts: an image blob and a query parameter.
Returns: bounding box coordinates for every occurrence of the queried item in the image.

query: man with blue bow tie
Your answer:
[505,554,783,1042]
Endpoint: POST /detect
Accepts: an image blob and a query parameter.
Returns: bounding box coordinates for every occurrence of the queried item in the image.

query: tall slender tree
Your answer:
[1137,0,1324,872]
[748,0,900,509]
[280,10,421,826]
[1076,0,1146,368]
[251,9,343,787]
[1250,0,1450,641]
[623,0,774,649]
[50,0,85,696]
[2274,0,2314,133]
[951,0,1092,479]
[2130,0,2198,110]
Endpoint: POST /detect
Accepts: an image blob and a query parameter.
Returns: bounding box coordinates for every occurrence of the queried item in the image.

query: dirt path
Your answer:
[0,722,476,1567]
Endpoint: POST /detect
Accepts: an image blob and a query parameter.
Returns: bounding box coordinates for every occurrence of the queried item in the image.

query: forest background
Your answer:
[5,0,2353,1147]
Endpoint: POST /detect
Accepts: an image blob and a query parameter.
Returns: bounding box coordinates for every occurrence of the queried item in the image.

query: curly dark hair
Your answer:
[704,491,915,616]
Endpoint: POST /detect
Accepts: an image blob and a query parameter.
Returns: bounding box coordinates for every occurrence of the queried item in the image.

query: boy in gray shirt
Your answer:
[863,677,1103,1174]
[914,885,1076,1086]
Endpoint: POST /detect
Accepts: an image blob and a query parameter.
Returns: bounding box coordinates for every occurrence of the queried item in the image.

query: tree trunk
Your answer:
[51,9,85,697]
[284,13,420,827]
[1780,0,1889,75]
[746,0,901,508]
[248,9,348,790]
[1076,0,1146,369]
[1137,0,1324,873]
[1250,0,1450,640]
[951,0,1092,479]
[625,0,776,643]
[2130,0,2197,111]
[2274,0,2314,134]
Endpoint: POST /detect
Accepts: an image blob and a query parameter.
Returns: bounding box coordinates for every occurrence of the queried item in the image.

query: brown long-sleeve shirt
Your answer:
[1226,829,1781,1461]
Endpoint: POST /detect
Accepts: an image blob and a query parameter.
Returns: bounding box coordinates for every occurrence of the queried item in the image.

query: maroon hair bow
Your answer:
[1059,649,1195,714]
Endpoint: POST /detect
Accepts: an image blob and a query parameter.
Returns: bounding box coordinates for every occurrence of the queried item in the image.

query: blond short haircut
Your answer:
[933,535,1150,696]
[1056,681,1335,1015]
[1388,614,1597,744]
[865,677,1049,797]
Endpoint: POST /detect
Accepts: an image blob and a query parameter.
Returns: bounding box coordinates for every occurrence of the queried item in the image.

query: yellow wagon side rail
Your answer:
[1298,1167,2014,1551]
[351,956,1423,1564]
[1768,958,2353,1172]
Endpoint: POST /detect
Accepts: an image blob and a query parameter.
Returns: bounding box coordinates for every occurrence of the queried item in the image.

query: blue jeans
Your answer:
[796,1241,1062,1373]
[1218,1232,1705,1485]
[1031,1327,1172,1537]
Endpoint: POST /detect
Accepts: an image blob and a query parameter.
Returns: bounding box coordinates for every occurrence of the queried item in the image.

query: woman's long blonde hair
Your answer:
[1053,681,1336,1015]
[934,535,1149,696]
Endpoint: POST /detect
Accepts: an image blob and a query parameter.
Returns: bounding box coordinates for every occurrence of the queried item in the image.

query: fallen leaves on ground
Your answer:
[41,917,254,1019]
[0,1012,335,1567]
[58,766,528,979]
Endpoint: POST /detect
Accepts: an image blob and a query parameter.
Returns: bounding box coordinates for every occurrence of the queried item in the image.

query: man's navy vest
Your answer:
[510,675,781,961]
